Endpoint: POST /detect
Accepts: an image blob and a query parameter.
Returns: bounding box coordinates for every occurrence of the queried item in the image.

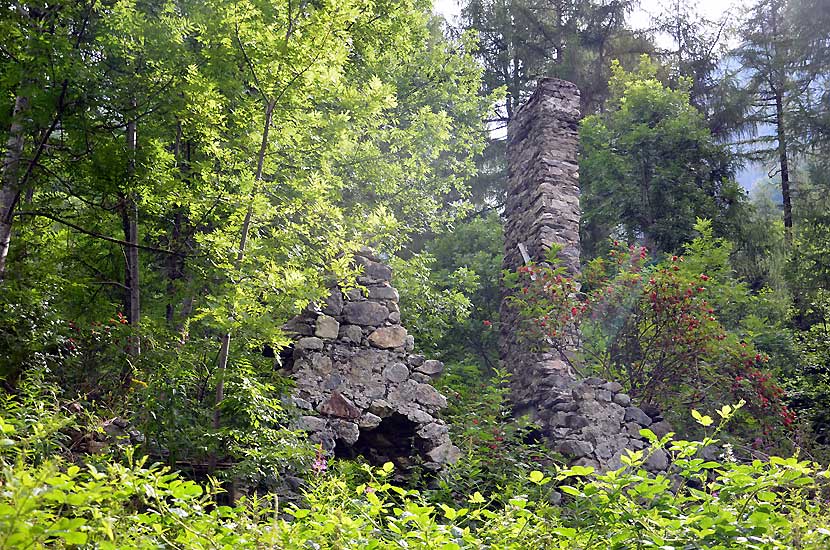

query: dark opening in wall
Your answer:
[335,413,420,469]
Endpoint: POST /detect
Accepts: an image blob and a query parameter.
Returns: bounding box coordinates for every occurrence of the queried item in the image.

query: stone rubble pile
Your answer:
[536,377,672,471]
[283,249,460,470]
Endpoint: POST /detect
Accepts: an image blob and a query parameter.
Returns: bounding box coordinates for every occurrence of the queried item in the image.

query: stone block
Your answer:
[368,326,408,349]
[343,301,389,326]
[322,289,344,316]
[416,360,444,376]
[318,392,361,419]
[382,362,410,383]
[556,439,593,458]
[613,393,631,407]
[298,415,328,432]
[355,255,393,282]
[338,324,363,343]
[624,407,653,427]
[368,285,399,302]
[315,314,340,339]
[296,337,324,351]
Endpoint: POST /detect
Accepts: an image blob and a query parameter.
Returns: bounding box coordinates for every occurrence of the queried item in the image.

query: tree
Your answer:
[580,56,744,256]
[733,0,813,241]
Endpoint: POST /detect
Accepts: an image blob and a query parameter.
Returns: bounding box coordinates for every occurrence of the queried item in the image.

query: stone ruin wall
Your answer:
[500,78,669,472]
[283,249,460,471]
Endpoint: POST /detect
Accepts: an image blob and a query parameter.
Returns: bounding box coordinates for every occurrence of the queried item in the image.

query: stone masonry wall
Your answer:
[283,249,460,471]
[500,78,668,472]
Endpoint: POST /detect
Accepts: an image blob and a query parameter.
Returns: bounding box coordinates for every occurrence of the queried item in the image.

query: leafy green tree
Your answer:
[580,56,744,256]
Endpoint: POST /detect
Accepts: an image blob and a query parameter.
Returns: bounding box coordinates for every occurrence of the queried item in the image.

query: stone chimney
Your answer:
[500,78,582,412]
[499,79,667,472]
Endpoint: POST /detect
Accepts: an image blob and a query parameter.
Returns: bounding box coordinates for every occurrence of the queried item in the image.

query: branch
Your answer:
[14,210,185,256]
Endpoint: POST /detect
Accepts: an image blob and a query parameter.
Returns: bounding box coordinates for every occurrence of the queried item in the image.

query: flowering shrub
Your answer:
[506,220,794,441]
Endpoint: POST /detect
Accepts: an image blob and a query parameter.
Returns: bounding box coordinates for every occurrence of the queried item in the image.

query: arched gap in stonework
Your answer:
[338,413,419,468]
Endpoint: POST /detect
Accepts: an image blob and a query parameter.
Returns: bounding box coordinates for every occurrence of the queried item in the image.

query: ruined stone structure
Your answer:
[283,249,460,470]
[500,78,668,472]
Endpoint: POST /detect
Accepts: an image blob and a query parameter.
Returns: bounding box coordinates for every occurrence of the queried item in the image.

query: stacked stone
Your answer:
[500,77,583,414]
[284,249,460,470]
[503,77,581,276]
[499,78,669,473]
[539,378,672,471]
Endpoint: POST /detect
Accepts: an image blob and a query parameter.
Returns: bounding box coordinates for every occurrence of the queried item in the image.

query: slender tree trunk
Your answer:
[774,89,793,242]
[123,99,140,355]
[212,97,276,433]
[0,95,29,280]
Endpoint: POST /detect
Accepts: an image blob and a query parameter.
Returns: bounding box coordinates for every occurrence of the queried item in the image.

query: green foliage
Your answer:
[432,365,556,505]
[390,253,476,354]
[3,402,830,548]
[507,221,796,444]
[395,212,503,365]
[581,56,744,256]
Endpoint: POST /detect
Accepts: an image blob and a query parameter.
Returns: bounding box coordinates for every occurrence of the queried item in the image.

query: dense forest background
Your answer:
[3,0,830,547]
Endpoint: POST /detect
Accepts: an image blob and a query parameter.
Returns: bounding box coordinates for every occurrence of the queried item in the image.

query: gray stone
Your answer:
[644,448,669,472]
[427,442,462,464]
[613,393,631,407]
[367,285,399,302]
[625,422,644,438]
[550,412,569,427]
[602,381,624,393]
[565,414,589,429]
[584,377,605,387]
[322,290,344,316]
[296,337,324,351]
[345,288,365,301]
[552,400,578,412]
[322,374,342,390]
[332,421,360,445]
[315,315,340,339]
[368,400,393,417]
[382,362,410,383]
[404,335,415,352]
[358,412,382,429]
[388,311,401,324]
[338,324,363,343]
[355,255,393,282]
[282,317,314,336]
[343,301,389,326]
[410,373,430,383]
[413,383,447,408]
[572,385,595,400]
[417,422,449,442]
[416,360,444,376]
[649,421,673,439]
[407,354,425,367]
[624,407,653,427]
[595,390,613,402]
[298,415,328,432]
[368,327,408,349]
[293,397,313,410]
[556,440,593,458]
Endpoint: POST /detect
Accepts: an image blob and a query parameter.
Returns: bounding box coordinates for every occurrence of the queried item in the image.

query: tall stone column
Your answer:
[500,78,581,415]
[498,79,667,473]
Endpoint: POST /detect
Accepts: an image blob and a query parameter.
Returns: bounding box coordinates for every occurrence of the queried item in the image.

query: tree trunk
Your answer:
[774,89,793,242]
[0,95,29,280]
[212,97,276,433]
[124,99,140,355]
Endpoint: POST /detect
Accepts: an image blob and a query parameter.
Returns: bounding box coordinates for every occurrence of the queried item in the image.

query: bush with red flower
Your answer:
[506,220,795,446]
